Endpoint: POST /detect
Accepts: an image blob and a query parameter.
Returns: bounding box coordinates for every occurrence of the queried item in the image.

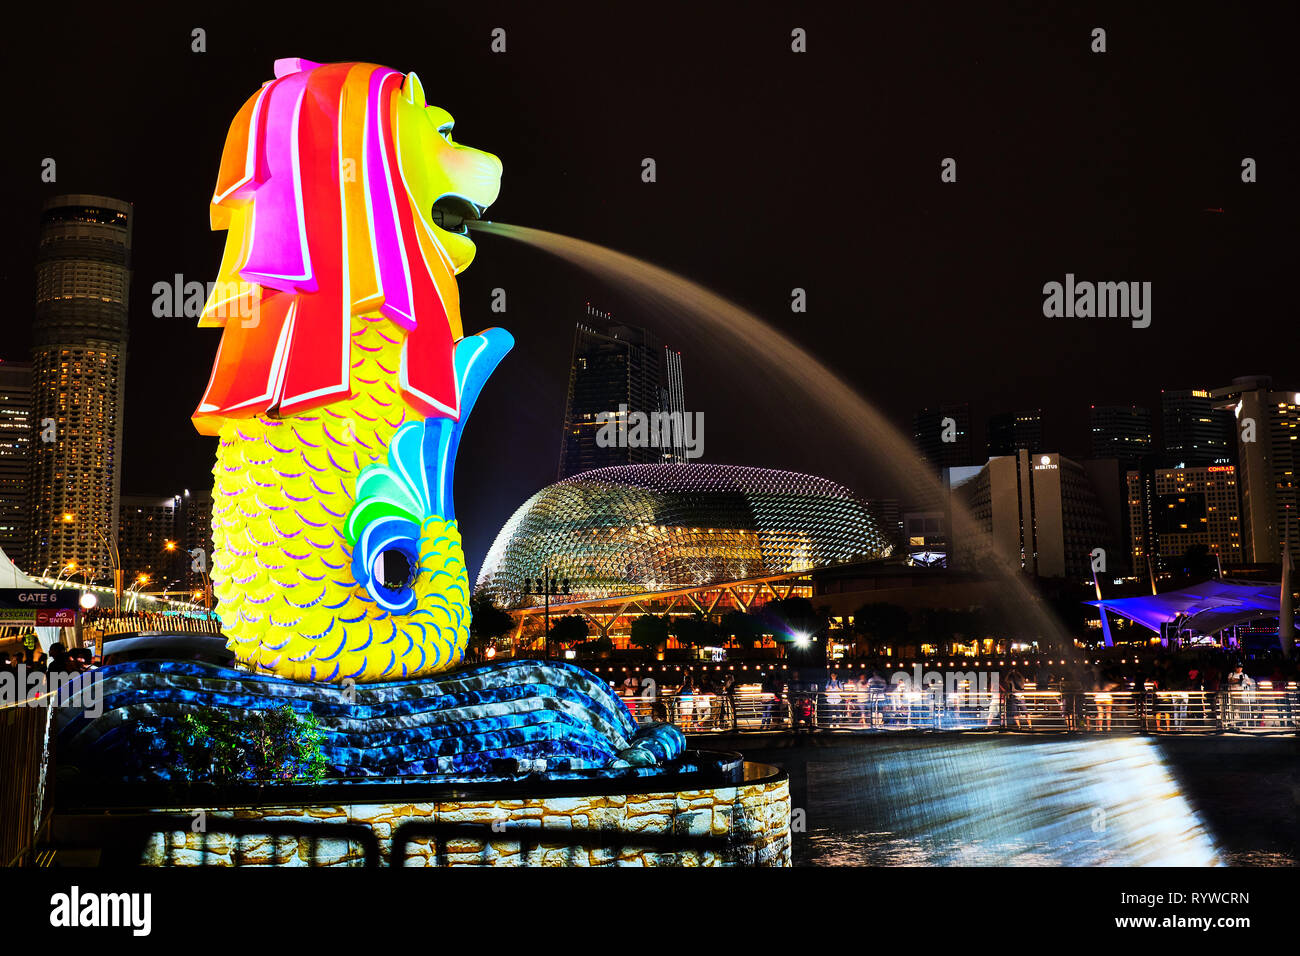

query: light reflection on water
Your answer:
[793,737,1227,867]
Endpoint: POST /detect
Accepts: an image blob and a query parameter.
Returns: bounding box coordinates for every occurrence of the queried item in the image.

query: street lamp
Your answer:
[523,568,570,660]
[61,513,123,613]
[127,573,150,611]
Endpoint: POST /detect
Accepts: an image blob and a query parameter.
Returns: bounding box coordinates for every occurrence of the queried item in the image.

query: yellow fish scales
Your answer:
[211,314,468,683]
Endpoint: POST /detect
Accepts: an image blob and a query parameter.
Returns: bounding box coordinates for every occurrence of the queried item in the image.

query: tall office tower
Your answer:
[864,497,902,552]
[118,494,180,585]
[987,408,1044,457]
[557,306,687,479]
[28,195,132,579]
[0,361,34,568]
[1126,465,1243,580]
[1089,404,1152,467]
[1161,388,1235,467]
[912,402,973,471]
[953,451,1112,579]
[179,488,214,592]
[1212,376,1299,564]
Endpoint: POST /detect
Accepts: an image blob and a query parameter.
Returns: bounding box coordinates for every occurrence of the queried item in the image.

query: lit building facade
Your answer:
[0,361,33,568]
[1212,376,1299,564]
[1126,465,1243,579]
[179,488,214,592]
[28,195,132,578]
[987,408,1044,457]
[477,463,892,605]
[955,451,1113,579]
[1160,388,1235,467]
[912,401,973,472]
[119,494,181,585]
[557,308,687,479]
[1089,404,1152,467]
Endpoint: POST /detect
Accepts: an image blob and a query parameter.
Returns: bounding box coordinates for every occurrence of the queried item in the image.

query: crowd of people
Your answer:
[0,643,100,676]
[608,649,1298,732]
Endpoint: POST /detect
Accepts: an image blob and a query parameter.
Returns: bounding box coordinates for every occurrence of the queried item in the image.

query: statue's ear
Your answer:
[274,57,321,78]
[402,71,426,107]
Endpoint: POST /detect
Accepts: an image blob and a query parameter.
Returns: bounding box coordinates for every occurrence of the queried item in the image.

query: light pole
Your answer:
[524,568,570,660]
[127,574,150,612]
[62,513,123,613]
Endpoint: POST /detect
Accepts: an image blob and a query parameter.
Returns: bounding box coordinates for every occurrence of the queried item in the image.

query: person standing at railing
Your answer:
[1227,664,1255,728]
[719,672,736,730]
[824,672,844,728]
[1003,667,1027,730]
[1093,670,1120,732]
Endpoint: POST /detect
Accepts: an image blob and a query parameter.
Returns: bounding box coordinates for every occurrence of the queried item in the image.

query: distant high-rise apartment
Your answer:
[987,408,1043,457]
[0,361,34,568]
[1160,388,1235,467]
[1126,464,1243,580]
[119,494,181,585]
[179,488,214,592]
[1089,404,1152,467]
[28,195,132,580]
[1212,376,1299,564]
[557,307,686,479]
[912,402,973,471]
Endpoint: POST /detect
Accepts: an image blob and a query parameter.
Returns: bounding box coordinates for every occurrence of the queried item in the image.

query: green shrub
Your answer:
[161,703,329,786]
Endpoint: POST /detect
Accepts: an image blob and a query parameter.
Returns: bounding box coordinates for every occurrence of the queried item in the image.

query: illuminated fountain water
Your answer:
[471,221,1062,641]
[470,221,1224,867]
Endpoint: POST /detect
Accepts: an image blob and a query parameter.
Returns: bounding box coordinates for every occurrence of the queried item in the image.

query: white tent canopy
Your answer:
[0,544,70,651]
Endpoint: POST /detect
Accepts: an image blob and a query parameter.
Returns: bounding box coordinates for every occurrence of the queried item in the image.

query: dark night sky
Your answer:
[5,2,1297,580]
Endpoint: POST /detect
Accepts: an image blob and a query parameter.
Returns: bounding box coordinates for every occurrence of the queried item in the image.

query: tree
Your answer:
[549,614,590,648]
[852,602,910,653]
[153,704,328,786]
[670,613,721,648]
[628,614,669,652]
[469,593,515,660]
[719,609,763,648]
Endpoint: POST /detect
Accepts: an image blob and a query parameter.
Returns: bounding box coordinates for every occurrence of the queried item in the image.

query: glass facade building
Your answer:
[477,463,892,605]
[28,194,132,578]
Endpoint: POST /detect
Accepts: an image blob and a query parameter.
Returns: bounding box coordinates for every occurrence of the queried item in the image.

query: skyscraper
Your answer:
[954,451,1113,579]
[987,408,1044,457]
[119,493,180,585]
[28,194,132,580]
[1161,388,1235,467]
[1212,376,1299,564]
[1126,465,1243,579]
[1089,404,1152,467]
[0,361,34,567]
[912,401,973,471]
[179,487,214,594]
[557,306,687,479]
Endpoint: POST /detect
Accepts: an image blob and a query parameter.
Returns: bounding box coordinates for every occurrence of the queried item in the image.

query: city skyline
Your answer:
[3,192,1293,583]
[5,7,1296,583]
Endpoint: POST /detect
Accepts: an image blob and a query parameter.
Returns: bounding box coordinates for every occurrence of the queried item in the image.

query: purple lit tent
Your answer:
[1085,580,1293,647]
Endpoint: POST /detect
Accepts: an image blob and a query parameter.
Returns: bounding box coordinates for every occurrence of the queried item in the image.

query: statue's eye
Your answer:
[373,549,417,592]
[438,124,454,143]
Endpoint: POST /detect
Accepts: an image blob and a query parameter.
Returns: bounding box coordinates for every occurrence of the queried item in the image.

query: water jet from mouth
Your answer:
[469,220,1069,649]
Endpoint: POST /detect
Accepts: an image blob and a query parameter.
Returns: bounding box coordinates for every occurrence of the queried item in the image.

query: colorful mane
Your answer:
[194,57,500,433]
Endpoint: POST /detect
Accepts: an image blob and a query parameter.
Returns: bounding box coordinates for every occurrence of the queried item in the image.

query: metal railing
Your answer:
[621,687,1300,736]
